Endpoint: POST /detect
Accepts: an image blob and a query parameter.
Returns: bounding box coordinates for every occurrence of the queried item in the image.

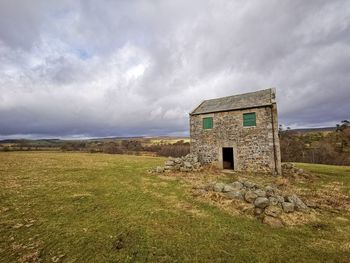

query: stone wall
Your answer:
[190,105,281,174]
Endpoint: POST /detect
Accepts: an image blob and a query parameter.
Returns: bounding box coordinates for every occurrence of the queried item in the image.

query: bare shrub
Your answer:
[102,142,125,154]
[157,143,190,157]
[143,140,190,157]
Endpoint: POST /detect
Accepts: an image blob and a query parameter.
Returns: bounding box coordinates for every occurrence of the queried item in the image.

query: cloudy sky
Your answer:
[0,0,349,139]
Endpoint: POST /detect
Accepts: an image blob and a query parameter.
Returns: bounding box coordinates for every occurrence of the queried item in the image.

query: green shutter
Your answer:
[203,117,213,129]
[243,113,256,127]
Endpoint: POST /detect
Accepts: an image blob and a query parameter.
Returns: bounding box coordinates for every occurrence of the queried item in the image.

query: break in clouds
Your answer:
[0,0,349,139]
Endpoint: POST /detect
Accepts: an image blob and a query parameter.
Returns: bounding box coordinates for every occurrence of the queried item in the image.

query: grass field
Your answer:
[0,152,349,262]
[296,163,350,192]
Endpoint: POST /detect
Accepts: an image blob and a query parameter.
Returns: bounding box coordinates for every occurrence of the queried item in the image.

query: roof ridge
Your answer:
[190,88,275,115]
[202,88,273,103]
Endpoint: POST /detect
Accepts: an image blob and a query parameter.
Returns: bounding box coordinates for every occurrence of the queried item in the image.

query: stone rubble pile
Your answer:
[206,180,310,227]
[151,154,202,173]
[282,163,306,176]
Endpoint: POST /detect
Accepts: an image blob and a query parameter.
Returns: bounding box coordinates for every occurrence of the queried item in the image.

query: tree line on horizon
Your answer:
[279,120,350,165]
[1,121,349,166]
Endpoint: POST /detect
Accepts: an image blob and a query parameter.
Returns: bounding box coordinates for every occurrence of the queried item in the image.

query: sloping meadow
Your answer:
[0,152,349,262]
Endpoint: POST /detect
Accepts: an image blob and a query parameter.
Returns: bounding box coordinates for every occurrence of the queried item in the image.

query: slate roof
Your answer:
[190,88,276,115]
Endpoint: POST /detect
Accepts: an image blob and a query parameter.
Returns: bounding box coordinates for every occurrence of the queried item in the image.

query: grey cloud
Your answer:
[0,0,349,138]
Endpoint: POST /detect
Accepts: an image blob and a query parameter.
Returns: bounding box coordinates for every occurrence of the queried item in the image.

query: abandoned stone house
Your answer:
[189,88,282,175]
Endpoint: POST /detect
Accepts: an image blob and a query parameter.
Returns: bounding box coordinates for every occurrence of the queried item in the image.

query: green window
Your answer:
[243,112,256,127]
[203,117,213,129]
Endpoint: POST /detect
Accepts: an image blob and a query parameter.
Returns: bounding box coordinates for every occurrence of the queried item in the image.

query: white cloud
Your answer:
[0,0,349,138]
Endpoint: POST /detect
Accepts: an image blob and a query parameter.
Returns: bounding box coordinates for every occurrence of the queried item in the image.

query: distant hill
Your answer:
[0,136,190,144]
[0,139,63,144]
[289,127,336,133]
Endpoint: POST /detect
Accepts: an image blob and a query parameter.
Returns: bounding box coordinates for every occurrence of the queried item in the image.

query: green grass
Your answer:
[0,152,349,262]
[296,163,350,192]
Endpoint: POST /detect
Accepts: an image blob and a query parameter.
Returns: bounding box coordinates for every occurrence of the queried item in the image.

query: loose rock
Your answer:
[282,163,294,169]
[254,189,266,197]
[282,202,295,213]
[165,160,174,166]
[254,197,270,209]
[152,154,202,173]
[287,195,309,212]
[254,207,264,216]
[244,191,258,203]
[297,169,304,175]
[269,197,279,206]
[265,186,275,197]
[174,158,181,164]
[281,162,311,178]
[183,161,192,168]
[213,183,226,192]
[243,181,256,189]
[156,166,165,173]
[180,167,191,172]
[275,195,285,204]
[222,185,236,193]
[226,190,244,200]
[164,165,174,171]
[265,205,282,218]
[229,181,244,190]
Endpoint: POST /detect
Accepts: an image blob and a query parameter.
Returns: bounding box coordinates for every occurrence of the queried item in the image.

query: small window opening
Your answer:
[243,112,256,127]
[203,117,213,129]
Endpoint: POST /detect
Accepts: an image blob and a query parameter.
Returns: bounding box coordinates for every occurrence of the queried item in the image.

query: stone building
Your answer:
[189,88,281,175]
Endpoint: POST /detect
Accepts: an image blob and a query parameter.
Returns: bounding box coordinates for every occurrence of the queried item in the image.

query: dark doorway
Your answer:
[222,147,234,169]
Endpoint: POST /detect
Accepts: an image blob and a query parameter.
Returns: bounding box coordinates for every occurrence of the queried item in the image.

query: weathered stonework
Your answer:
[190,89,281,175]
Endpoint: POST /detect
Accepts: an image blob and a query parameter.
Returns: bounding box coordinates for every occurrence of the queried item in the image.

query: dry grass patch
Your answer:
[155,163,350,228]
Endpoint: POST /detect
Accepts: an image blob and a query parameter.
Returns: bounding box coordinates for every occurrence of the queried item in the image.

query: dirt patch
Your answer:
[113,233,128,250]
[10,238,44,263]
[19,251,41,263]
